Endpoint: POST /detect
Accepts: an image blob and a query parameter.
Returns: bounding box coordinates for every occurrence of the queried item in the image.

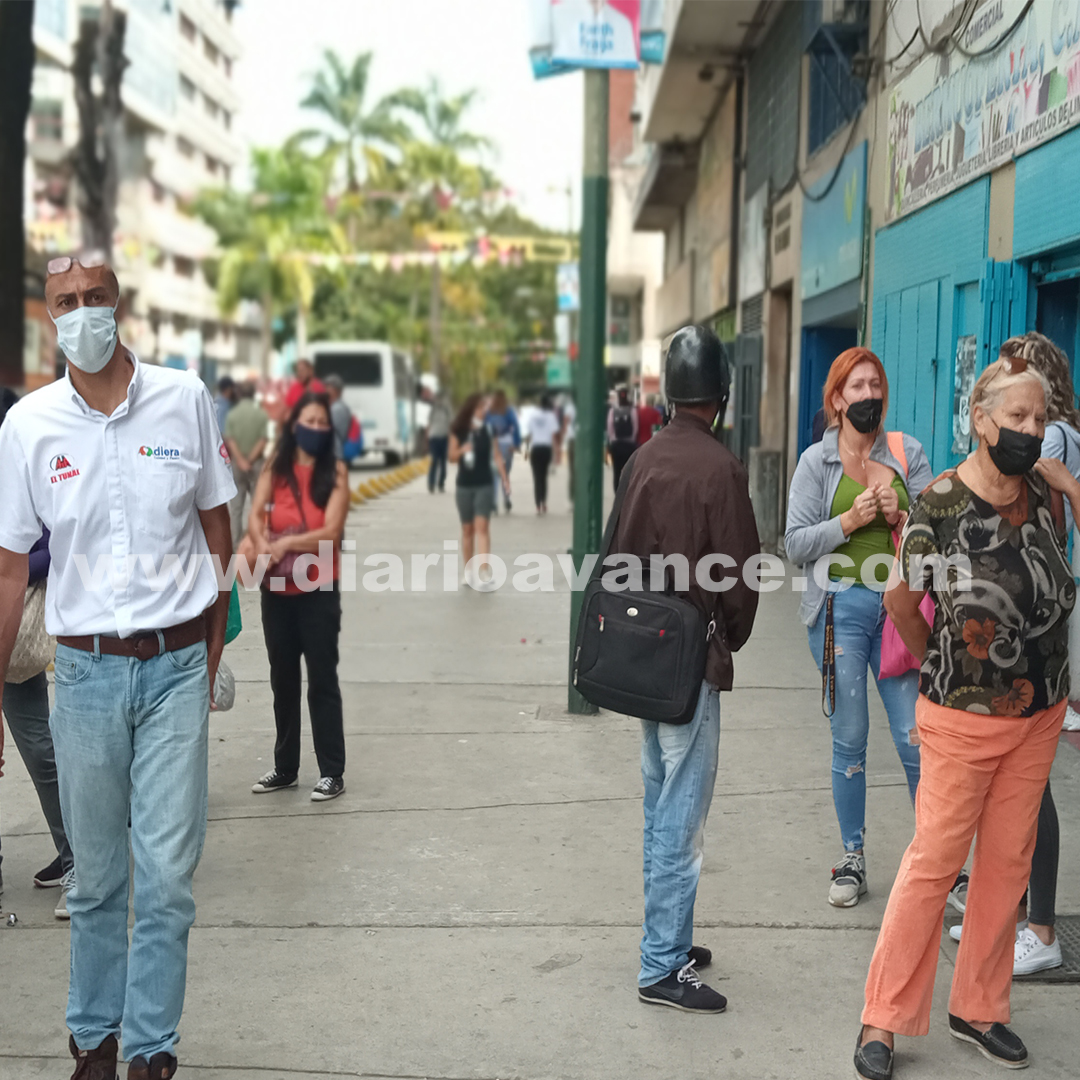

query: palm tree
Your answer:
[393,78,491,155]
[193,146,344,372]
[297,50,413,247]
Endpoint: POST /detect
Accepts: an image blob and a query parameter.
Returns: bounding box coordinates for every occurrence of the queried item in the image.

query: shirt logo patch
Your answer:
[219,442,231,464]
[50,454,80,483]
[139,445,181,459]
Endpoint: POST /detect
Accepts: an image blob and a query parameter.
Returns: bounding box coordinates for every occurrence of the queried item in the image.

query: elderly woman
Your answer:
[855,354,1078,1079]
[786,347,932,909]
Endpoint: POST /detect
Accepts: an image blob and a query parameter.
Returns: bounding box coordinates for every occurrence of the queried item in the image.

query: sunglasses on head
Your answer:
[1000,352,1029,375]
[46,250,109,276]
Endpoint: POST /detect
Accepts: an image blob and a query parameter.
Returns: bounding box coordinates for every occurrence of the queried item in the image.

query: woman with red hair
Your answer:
[785,348,933,909]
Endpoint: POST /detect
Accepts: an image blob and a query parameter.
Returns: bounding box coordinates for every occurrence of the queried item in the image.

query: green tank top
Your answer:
[829,474,909,584]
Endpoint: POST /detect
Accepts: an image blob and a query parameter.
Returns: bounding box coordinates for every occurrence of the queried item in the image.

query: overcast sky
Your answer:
[232,0,584,233]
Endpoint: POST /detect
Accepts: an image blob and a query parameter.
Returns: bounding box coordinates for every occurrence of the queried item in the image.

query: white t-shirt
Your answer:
[0,356,237,637]
[562,400,577,444]
[526,408,562,448]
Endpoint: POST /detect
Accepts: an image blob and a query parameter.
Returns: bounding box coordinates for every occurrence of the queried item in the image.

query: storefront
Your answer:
[798,141,867,453]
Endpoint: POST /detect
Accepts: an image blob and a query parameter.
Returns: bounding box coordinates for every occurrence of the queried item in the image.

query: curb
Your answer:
[351,458,429,506]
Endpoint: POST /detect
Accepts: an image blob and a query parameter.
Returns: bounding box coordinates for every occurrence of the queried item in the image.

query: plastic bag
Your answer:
[213,658,236,712]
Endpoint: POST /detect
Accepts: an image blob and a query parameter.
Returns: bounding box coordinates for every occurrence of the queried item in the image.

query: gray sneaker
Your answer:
[55,869,74,920]
[828,852,867,907]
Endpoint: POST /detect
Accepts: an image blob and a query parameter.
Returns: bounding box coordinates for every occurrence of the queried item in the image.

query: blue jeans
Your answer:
[639,681,720,986]
[428,436,448,491]
[807,585,921,853]
[50,640,210,1061]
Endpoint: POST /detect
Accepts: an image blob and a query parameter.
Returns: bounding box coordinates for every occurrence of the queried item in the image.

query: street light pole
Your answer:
[568,68,609,715]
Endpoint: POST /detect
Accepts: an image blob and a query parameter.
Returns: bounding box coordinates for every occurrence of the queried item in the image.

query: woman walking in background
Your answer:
[486,389,520,513]
[855,354,1076,1078]
[450,393,509,586]
[786,348,932,909]
[242,392,350,802]
[524,394,561,514]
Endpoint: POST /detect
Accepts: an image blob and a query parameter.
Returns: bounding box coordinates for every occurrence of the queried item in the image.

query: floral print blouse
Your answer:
[900,470,1074,716]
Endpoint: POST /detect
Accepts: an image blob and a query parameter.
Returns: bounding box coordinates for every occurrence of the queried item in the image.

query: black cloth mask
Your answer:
[987,423,1042,476]
[295,423,332,457]
[844,397,883,434]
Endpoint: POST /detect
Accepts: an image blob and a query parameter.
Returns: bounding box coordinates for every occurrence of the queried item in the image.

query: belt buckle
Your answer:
[132,634,158,661]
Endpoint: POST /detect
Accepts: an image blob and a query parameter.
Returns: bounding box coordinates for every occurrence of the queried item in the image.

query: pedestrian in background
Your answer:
[224,379,269,548]
[855,354,1077,1079]
[245,392,350,803]
[786,347,932,909]
[612,325,760,1015]
[524,394,561,514]
[325,375,354,461]
[284,357,325,411]
[561,393,577,503]
[486,389,520,513]
[427,391,452,493]
[0,390,74,918]
[214,374,236,433]
[637,392,663,447]
[449,393,509,584]
[607,386,639,492]
[0,254,236,1080]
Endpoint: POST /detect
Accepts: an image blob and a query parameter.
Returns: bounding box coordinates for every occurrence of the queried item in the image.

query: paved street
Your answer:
[2,462,1078,1080]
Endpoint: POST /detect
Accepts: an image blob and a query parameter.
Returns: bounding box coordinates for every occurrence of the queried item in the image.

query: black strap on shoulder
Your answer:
[588,453,637,585]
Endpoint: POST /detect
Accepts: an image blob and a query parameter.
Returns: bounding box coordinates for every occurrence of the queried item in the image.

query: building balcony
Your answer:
[143,267,220,322]
[656,255,694,338]
[632,140,700,231]
[177,99,244,169]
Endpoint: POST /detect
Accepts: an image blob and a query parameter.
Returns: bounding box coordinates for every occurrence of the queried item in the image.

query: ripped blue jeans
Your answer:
[808,584,921,852]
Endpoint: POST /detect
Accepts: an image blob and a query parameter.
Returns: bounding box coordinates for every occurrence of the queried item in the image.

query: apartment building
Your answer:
[26,0,253,380]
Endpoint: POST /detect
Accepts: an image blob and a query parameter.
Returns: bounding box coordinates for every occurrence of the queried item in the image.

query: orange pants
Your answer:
[863,694,1065,1035]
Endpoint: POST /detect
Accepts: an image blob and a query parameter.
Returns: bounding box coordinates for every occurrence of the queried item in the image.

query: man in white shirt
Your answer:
[0,255,236,1080]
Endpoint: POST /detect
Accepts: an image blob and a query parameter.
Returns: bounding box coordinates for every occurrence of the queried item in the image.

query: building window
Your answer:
[610,296,632,346]
[221,110,231,131]
[177,136,195,158]
[151,180,167,203]
[31,100,63,143]
[807,51,865,155]
[203,36,220,65]
[179,75,196,102]
[203,94,220,121]
[223,54,233,77]
[180,14,196,43]
[174,257,196,279]
[205,155,222,177]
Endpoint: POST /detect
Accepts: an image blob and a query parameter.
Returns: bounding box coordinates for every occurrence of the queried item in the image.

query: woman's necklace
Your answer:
[838,440,870,470]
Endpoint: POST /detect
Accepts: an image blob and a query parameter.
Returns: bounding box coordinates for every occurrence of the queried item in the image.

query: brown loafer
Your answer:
[69,1034,119,1080]
[127,1052,177,1080]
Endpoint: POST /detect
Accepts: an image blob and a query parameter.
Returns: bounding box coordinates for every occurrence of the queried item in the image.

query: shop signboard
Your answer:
[557,262,580,311]
[801,142,866,300]
[547,352,572,386]
[738,185,768,301]
[887,0,1080,222]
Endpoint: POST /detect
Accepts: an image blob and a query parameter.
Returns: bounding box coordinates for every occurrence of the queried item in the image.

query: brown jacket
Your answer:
[611,410,760,690]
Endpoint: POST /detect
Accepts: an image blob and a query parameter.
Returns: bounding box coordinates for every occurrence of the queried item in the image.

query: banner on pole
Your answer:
[529,0,666,78]
[557,262,581,311]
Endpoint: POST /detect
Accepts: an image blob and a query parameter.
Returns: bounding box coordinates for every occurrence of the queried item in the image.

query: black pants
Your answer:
[610,441,636,493]
[530,445,552,508]
[428,436,448,491]
[261,586,346,779]
[1026,782,1059,926]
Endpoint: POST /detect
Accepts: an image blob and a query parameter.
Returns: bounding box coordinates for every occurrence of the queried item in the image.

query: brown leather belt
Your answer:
[58,615,206,662]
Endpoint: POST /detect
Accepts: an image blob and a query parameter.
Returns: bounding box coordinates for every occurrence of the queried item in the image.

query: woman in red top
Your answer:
[242,392,350,802]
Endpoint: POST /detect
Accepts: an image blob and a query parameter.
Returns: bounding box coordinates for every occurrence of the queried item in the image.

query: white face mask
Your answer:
[471,416,483,430]
[50,304,119,374]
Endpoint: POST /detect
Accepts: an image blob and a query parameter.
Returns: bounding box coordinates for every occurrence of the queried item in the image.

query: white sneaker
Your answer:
[949,919,1027,944]
[1014,926,1062,975]
[828,852,867,907]
[54,869,74,921]
[1063,705,1080,731]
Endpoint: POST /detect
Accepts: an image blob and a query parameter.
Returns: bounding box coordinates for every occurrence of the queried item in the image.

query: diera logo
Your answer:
[138,446,181,458]
[50,454,72,470]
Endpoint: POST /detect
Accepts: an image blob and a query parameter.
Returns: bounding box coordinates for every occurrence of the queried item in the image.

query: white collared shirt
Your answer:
[0,355,238,638]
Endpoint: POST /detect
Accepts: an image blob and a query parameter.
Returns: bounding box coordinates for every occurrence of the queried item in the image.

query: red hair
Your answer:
[822,347,889,430]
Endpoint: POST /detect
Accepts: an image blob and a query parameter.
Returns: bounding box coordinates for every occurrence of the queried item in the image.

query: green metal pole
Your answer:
[568,68,609,715]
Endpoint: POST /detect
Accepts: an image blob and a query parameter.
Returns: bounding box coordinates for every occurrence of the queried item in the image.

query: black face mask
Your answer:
[844,397,883,434]
[294,423,332,457]
[987,423,1043,476]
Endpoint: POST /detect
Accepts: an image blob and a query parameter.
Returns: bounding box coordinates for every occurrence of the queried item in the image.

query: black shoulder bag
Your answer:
[572,457,717,724]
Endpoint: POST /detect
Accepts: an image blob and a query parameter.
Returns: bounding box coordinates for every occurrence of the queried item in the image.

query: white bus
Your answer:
[310,342,417,465]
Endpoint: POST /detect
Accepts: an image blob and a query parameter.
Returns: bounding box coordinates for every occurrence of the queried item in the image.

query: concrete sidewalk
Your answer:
[1,458,1078,1079]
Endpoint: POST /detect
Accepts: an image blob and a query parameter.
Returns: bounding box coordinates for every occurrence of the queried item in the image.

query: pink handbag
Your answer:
[878,431,933,679]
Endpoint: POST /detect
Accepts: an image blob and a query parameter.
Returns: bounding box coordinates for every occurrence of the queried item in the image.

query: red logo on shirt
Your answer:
[49,454,80,484]
[219,442,231,464]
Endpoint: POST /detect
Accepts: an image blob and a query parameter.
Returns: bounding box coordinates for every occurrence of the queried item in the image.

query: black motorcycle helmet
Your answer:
[664,324,730,411]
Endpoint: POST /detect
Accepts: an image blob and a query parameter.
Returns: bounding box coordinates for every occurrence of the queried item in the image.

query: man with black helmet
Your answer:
[612,324,761,1014]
